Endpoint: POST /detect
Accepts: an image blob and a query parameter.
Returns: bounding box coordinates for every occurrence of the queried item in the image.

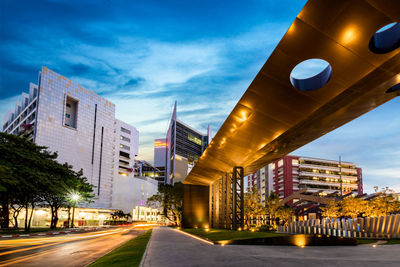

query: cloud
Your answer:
[1,0,399,193]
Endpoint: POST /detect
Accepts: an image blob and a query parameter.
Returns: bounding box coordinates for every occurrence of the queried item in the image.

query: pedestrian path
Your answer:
[141,227,400,267]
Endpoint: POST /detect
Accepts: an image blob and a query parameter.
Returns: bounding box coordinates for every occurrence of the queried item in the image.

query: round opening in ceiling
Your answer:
[369,22,400,54]
[386,83,400,93]
[290,58,332,91]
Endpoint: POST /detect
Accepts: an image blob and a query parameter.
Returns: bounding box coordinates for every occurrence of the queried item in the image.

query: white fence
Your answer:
[277,214,400,238]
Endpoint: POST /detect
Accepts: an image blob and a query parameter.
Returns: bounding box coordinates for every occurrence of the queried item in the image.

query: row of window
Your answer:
[120,144,130,151]
[121,127,131,134]
[120,135,130,142]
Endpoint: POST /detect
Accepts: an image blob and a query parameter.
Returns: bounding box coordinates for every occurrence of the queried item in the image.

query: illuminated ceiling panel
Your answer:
[184,0,400,186]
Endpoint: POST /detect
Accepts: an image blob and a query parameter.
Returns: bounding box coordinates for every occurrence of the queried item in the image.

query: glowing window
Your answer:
[188,134,202,146]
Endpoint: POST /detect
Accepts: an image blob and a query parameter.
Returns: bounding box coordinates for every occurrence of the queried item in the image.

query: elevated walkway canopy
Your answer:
[184,0,400,186]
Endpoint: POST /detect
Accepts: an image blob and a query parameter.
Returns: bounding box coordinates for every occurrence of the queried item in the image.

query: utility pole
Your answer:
[339,156,343,197]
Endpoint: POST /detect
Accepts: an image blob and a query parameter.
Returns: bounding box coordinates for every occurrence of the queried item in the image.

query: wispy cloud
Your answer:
[1,0,399,193]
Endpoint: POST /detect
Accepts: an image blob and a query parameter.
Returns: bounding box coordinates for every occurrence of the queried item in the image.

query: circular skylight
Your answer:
[369,22,400,54]
[290,59,332,91]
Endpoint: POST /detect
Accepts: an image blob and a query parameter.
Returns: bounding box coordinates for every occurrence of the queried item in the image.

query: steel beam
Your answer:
[232,166,244,230]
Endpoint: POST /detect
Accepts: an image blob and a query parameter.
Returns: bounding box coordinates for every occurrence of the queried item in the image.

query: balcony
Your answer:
[299,163,357,174]
[299,171,358,180]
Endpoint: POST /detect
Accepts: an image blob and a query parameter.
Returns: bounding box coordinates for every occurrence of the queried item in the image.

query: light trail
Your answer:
[0,223,157,266]
[173,229,214,245]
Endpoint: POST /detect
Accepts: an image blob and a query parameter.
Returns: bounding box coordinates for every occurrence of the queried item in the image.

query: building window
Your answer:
[278,160,283,167]
[120,144,130,151]
[119,151,130,159]
[292,159,299,165]
[120,135,130,142]
[121,127,131,134]
[64,96,78,129]
[188,134,202,146]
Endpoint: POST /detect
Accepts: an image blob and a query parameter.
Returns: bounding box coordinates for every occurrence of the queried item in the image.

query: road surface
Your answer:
[0,225,153,266]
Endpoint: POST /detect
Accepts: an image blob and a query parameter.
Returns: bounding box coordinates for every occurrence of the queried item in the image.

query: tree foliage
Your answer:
[147,182,183,226]
[320,200,340,219]
[276,205,294,225]
[244,186,264,222]
[0,132,94,229]
[264,191,281,223]
[320,188,400,219]
[111,210,132,221]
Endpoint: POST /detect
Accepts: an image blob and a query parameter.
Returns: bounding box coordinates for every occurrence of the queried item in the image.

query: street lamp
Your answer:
[71,193,80,228]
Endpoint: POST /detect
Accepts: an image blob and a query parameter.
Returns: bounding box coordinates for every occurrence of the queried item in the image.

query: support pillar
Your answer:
[182,184,209,228]
[232,166,244,230]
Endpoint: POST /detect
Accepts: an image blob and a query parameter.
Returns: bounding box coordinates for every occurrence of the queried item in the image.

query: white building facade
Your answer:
[3,67,158,214]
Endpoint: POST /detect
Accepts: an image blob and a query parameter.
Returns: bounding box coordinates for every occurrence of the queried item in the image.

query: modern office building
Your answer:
[2,67,157,213]
[268,155,363,201]
[164,102,212,184]
[153,138,167,184]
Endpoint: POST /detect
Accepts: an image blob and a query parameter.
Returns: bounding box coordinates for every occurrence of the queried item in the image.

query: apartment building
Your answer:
[270,155,363,200]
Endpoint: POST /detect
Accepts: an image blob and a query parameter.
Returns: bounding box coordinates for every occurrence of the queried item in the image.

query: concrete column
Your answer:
[182,184,209,228]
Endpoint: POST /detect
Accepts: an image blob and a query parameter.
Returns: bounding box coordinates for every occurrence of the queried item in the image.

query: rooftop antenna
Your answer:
[339,155,343,197]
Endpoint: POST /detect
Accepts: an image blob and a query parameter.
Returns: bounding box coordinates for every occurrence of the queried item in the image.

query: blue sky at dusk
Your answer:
[0,0,399,193]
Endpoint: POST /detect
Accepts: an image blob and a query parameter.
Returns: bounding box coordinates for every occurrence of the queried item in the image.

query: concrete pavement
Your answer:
[141,227,400,267]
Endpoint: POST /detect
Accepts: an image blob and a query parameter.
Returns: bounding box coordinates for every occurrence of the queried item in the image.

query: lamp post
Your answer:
[71,193,80,228]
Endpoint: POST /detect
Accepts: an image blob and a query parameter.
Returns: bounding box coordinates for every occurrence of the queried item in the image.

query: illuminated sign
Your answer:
[154,140,167,147]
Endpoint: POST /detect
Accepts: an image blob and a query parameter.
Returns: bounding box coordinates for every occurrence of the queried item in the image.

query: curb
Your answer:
[0,226,112,238]
[139,227,156,267]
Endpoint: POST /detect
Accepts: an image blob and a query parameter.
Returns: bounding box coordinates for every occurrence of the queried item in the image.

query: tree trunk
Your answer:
[27,203,34,230]
[50,206,59,229]
[0,192,9,229]
[24,203,29,231]
[67,206,71,228]
[12,209,19,228]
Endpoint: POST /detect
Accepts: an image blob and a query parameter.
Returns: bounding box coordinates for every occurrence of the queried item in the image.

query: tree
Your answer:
[244,186,264,226]
[0,132,55,230]
[320,200,340,219]
[111,210,132,221]
[265,191,281,225]
[276,205,294,225]
[147,182,183,226]
[0,132,94,230]
[340,197,367,218]
[364,189,400,217]
[42,163,94,229]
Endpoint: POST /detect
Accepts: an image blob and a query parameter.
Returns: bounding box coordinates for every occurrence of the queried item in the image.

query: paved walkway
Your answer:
[141,227,400,267]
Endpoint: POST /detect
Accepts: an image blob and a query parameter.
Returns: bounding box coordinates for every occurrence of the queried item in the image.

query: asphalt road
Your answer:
[0,225,153,266]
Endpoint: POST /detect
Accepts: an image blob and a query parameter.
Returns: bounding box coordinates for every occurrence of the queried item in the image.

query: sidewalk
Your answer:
[141,227,400,267]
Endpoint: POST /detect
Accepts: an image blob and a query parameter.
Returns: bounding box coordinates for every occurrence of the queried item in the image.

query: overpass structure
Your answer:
[182,0,400,229]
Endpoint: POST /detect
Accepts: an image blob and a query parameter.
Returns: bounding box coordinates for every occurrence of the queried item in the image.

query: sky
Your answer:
[0,0,399,193]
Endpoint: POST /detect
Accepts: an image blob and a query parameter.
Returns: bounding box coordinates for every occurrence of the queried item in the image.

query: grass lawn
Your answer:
[0,227,64,235]
[88,229,152,267]
[356,239,379,245]
[384,239,400,245]
[182,228,287,242]
[356,239,400,245]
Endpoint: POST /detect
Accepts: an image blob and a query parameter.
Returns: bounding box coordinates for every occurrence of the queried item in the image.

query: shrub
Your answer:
[258,224,274,232]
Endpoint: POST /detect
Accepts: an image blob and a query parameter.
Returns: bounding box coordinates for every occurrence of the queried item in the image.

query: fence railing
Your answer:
[277,214,400,238]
